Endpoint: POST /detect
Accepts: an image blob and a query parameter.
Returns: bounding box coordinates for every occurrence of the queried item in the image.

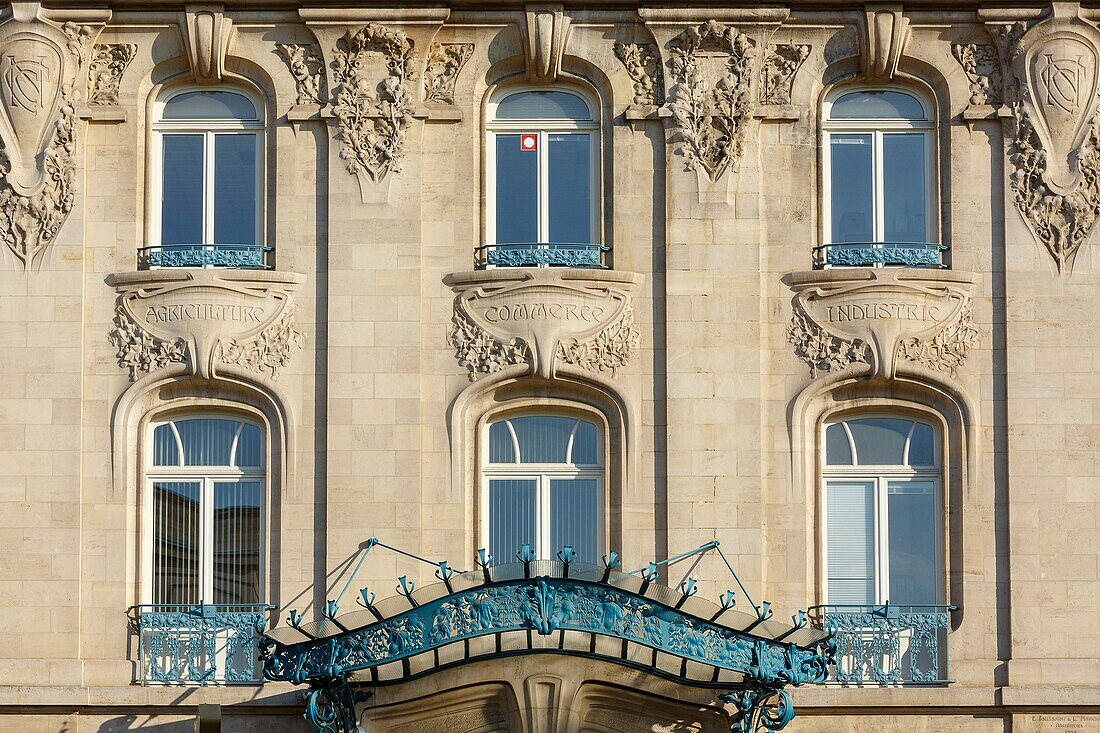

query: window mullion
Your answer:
[540,474,551,559]
[205,131,215,247]
[202,477,216,603]
[877,476,889,606]
[873,130,885,246]
[539,131,550,249]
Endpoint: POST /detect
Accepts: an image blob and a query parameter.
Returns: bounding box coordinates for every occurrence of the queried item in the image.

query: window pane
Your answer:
[512,416,574,463]
[570,420,600,465]
[495,91,591,120]
[488,479,537,562]
[883,133,927,242]
[825,423,853,465]
[214,134,258,245]
[488,421,516,463]
[830,90,925,120]
[161,134,205,245]
[848,418,911,465]
[152,481,201,605]
[887,481,938,605]
[550,479,599,564]
[826,481,876,605]
[495,134,538,244]
[235,423,262,468]
[164,91,257,120]
[175,418,238,467]
[908,422,936,466]
[152,424,180,466]
[213,481,262,604]
[829,134,873,243]
[548,134,592,244]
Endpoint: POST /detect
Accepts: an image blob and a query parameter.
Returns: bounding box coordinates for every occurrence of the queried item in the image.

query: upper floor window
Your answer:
[822,416,941,607]
[147,416,264,605]
[147,88,268,270]
[482,88,604,269]
[820,88,943,269]
[482,414,603,564]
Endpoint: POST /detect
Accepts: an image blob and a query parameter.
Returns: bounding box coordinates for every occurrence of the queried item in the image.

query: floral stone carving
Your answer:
[105,270,305,381]
[758,44,809,105]
[424,42,473,105]
[276,43,325,105]
[950,43,1002,107]
[614,42,662,106]
[667,20,757,181]
[0,16,96,267]
[995,7,1100,273]
[444,268,643,381]
[330,23,416,186]
[88,43,136,106]
[785,269,980,379]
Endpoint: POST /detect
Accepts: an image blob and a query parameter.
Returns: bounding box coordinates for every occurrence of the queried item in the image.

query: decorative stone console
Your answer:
[444,268,643,380]
[784,268,981,380]
[106,269,305,382]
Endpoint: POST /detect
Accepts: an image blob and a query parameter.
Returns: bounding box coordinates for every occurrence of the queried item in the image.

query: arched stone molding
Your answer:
[358,655,732,732]
[448,367,638,564]
[109,367,296,610]
[788,369,978,627]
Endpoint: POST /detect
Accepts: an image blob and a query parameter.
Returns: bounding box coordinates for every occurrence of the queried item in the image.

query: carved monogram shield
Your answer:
[0,31,65,192]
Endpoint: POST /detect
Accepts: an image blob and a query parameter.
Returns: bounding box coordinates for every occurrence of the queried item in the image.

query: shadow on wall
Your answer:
[97,717,193,733]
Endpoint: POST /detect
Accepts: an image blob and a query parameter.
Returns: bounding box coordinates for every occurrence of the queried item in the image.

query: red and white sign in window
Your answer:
[520,133,538,152]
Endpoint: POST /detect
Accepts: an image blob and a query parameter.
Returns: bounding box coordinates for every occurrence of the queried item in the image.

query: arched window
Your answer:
[822,416,941,606]
[146,415,264,605]
[148,88,268,269]
[820,87,941,268]
[482,414,603,563]
[483,87,603,268]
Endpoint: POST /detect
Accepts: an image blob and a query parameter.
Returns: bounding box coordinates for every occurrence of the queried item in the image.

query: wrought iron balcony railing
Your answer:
[810,604,954,685]
[475,242,609,269]
[127,603,273,684]
[139,244,273,270]
[813,242,948,269]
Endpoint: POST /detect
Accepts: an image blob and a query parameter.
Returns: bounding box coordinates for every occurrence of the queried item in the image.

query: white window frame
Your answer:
[821,86,937,255]
[150,86,266,255]
[480,414,605,561]
[485,85,601,257]
[820,415,944,606]
[143,414,266,606]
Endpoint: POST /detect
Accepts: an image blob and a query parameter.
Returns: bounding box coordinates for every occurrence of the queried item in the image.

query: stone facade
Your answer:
[0,0,1098,731]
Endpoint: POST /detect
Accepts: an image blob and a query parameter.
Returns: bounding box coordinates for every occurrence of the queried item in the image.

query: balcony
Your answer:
[813,242,948,269]
[128,603,273,684]
[810,604,953,685]
[475,242,609,269]
[139,244,273,270]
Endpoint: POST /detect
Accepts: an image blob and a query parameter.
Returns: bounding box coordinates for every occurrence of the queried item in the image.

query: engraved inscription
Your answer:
[2,54,51,112]
[826,303,942,323]
[145,303,265,325]
[1038,51,1086,113]
[482,303,605,324]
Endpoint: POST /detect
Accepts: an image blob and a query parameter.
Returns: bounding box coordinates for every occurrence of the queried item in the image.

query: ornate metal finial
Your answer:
[396,576,417,608]
[675,577,699,609]
[720,590,738,610]
[517,543,536,578]
[287,609,303,628]
[476,548,494,583]
[600,551,621,583]
[639,562,660,594]
[356,588,382,621]
[557,545,577,577]
[435,561,456,592]
[325,600,339,618]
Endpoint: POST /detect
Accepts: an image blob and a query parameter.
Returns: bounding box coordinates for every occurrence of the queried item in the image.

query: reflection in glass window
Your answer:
[483,415,603,564]
[822,416,941,606]
[148,416,264,605]
[823,88,933,249]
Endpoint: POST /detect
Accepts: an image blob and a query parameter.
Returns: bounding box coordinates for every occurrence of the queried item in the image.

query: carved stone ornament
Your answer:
[785,269,981,380]
[330,23,416,187]
[275,43,325,105]
[861,4,911,81]
[180,5,235,84]
[88,43,137,106]
[950,42,1003,107]
[444,269,643,381]
[613,42,662,106]
[995,6,1100,273]
[667,20,757,181]
[424,42,473,105]
[105,270,306,381]
[0,8,97,268]
[523,4,571,83]
[759,43,809,105]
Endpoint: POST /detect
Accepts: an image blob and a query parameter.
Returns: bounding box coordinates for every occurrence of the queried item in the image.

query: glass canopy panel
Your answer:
[495,90,591,120]
[164,91,258,120]
[830,90,926,120]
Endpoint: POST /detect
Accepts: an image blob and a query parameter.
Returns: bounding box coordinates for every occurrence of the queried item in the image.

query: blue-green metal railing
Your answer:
[139,244,273,270]
[812,242,948,269]
[809,603,954,685]
[475,242,609,269]
[127,603,274,684]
